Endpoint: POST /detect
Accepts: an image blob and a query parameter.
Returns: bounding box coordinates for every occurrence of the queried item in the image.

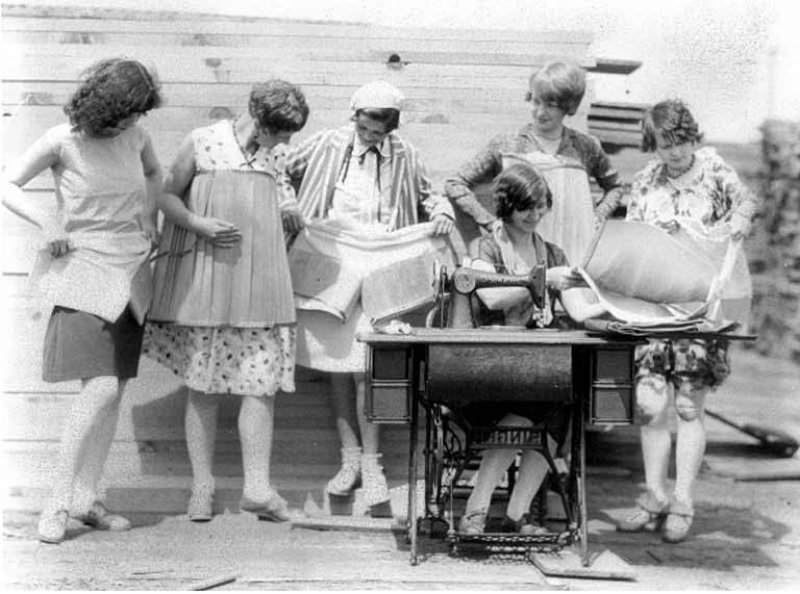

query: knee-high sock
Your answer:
[49,376,121,512]
[185,390,219,491]
[239,394,276,500]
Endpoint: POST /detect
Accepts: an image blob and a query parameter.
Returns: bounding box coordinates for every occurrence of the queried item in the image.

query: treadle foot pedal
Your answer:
[324,491,355,516]
[528,546,636,580]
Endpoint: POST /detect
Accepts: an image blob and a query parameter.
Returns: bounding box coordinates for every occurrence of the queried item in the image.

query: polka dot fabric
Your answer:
[144,323,295,396]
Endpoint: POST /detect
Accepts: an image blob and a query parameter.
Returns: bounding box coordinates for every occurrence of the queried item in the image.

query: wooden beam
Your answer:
[587,58,642,75]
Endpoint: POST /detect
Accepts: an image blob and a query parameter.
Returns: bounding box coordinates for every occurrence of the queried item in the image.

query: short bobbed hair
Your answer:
[352,107,400,133]
[494,162,553,221]
[526,61,586,116]
[641,99,704,152]
[64,58,162,136]
[249,79,309,133]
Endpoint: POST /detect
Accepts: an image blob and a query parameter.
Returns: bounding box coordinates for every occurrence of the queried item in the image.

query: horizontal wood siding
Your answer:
[1,5,594,513]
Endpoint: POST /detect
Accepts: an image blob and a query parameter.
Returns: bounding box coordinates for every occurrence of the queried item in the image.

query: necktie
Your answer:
[358,145,382,192]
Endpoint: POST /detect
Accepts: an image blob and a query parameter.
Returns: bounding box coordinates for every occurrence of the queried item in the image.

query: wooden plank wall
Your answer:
[1,4,596,513]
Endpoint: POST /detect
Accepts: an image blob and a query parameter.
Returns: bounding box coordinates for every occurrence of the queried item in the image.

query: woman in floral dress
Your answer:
[146,80,308,522]
[617,99,760,543]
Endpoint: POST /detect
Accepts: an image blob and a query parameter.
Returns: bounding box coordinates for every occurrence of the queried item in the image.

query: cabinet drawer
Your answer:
[367,384,411,423]
[366,346,413,423]
[371,347,411,381]
[590,347,635,425]
[594,348,632,383]
[590,386,634,424]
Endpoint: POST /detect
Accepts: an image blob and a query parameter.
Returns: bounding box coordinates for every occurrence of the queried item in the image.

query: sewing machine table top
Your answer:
[359,327,638,345]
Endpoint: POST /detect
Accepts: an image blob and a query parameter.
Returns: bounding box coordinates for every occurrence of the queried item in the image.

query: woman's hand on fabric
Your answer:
[479,218,502,237]
[281,208,305,235]
[729,213,752,241]
[142,220,159,248]
[193,216,242,247]
[655,219,681,234]
[546,266,587,291]
[43,224,73,258]
[432,214,454,236]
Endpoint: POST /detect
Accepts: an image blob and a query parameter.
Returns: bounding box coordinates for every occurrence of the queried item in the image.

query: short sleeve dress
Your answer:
[145,120,296,397]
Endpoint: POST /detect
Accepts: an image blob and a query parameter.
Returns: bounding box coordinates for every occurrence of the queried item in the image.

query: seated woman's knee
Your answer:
[635,374,670,424]
[497,413,534,428]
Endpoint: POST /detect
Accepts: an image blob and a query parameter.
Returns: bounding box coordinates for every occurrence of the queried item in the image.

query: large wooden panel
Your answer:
[2,15,592,45]
[4,45,592,84]
[1,9,596,501]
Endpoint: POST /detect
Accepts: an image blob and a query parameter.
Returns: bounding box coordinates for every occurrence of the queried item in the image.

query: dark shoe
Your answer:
[73,501,131,531]
[240,491,293,522]
[458,510,487,535]
[662,499,694,543]
[38,509,69,544]
[617,491,669,532]
[501,513,548,535]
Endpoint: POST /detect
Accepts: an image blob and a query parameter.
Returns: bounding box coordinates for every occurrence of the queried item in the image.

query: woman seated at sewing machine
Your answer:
[458,162,606,535]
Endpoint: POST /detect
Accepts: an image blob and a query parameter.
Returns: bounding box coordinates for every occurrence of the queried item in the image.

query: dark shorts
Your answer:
[42,306,145,382]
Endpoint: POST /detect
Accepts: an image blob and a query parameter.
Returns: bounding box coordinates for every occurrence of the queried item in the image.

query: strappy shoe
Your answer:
[502,513,548,536]
[360,453,390,507]
[325,447,362,496]
[73,501,131,531]
[616,491,669,532]
[458,510,488,535]
[662,499,694,543]
[187,484,215,522]
[38,508,69,544]
[240,490,297,522]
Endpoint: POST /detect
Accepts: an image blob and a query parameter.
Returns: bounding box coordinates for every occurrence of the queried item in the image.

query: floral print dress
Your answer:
[625,146,760,390]
[144,120,296,397]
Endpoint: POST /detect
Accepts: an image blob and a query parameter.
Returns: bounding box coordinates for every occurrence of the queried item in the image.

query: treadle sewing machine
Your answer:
[359,265,643,568]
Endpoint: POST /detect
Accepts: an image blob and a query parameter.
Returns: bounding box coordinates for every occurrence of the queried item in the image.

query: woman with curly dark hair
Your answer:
[1,58,163,543]
[145,80,309,523]
[616,99,760,543]
[457,163,605,535]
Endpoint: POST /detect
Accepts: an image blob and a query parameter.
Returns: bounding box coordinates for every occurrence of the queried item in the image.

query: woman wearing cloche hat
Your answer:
[284,80,454,511]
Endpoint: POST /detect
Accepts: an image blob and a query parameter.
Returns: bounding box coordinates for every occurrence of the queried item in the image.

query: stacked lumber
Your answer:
[587,100,648,152]
[748,120,800,361]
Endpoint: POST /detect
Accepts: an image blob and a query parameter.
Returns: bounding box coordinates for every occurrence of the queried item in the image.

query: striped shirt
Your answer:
[284,125,453,230]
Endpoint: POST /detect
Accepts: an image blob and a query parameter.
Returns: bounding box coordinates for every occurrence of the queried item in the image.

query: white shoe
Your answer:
[325,447,362,496]
[38,509,69,544]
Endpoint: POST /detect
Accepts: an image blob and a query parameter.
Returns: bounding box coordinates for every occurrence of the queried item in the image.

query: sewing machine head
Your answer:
[432,264,548,329]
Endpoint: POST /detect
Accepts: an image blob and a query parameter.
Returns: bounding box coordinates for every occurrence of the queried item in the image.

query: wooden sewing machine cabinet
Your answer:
[361,327,640,567]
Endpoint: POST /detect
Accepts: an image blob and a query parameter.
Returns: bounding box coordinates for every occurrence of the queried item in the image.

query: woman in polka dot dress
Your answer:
[145,80,309,522]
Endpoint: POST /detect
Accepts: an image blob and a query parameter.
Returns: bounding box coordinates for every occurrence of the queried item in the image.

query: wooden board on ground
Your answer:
[528,547,636,580]
[291,515,403,534]
[704,455,800,481]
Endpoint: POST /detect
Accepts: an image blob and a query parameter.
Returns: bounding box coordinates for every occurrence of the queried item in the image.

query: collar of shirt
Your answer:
[352,135,391,160]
